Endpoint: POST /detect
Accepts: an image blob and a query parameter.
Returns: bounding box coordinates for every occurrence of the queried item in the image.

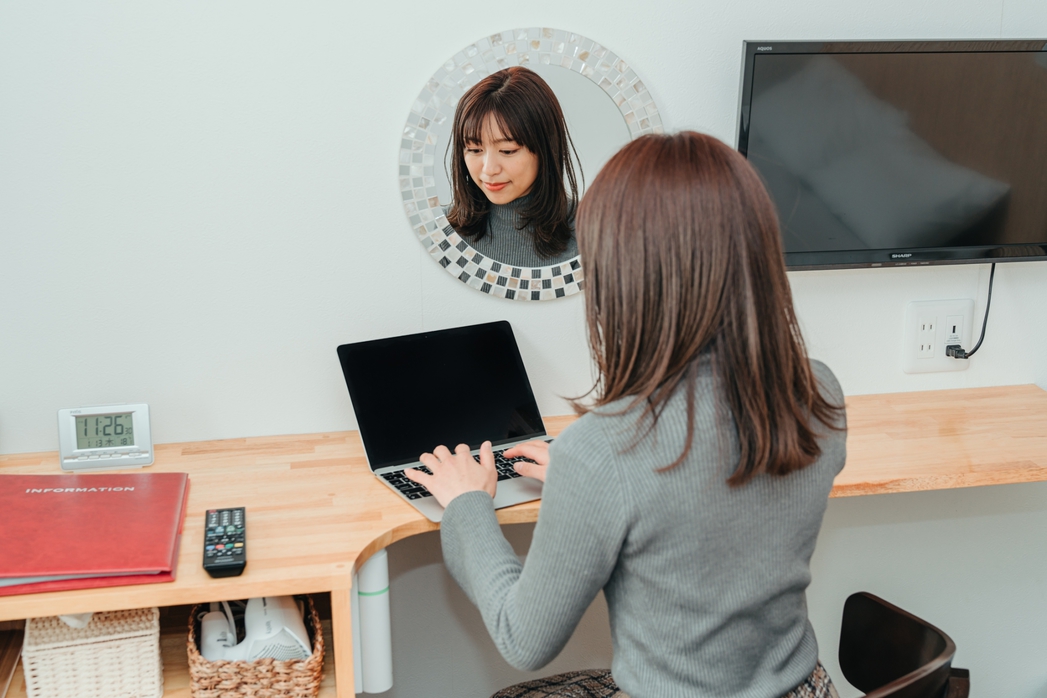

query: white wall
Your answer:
[2,1,1046,696]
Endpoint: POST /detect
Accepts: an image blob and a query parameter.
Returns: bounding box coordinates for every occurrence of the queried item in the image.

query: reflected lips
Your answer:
[483,181,508,192]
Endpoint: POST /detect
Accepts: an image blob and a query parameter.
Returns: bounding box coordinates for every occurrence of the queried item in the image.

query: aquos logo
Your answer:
[891,253,913,259]
[757,46,773,51]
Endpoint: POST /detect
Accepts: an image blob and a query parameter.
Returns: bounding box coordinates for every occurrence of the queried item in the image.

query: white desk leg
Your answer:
[352,572,362,694]
[357,549,393,694]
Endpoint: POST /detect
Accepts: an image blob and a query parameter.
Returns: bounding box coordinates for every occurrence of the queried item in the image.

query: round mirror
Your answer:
[400,28,662,301]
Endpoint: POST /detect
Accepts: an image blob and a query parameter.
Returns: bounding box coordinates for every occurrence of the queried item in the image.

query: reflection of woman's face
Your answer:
[464,115,539,205]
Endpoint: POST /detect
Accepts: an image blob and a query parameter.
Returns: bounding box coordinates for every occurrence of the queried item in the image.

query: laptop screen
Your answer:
[337,321,547,471]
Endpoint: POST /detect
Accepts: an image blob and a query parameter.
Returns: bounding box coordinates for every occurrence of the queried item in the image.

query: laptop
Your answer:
[336,321,549,522]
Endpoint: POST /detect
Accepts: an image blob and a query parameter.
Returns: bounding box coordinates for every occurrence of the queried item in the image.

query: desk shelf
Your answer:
[4,617,338,698]
[2,383,1046,697]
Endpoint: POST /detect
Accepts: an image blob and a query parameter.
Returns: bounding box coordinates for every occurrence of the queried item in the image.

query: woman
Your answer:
[406,132,846,698]
[445,66,581,268]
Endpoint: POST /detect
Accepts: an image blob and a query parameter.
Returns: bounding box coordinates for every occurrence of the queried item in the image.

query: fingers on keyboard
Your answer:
[382,450,533,497]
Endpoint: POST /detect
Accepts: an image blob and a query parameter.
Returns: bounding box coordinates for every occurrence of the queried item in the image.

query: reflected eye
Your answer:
[465,147,482,154]
[500,149,519,156]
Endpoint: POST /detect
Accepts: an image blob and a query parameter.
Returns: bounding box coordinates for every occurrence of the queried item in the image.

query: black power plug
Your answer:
[945,263,996,362]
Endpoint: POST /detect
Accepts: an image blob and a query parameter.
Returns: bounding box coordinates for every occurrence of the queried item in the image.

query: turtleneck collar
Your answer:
[487,193,532,231]
[498,193,532,207]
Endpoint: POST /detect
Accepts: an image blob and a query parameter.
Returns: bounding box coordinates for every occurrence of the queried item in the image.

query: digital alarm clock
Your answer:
[57,403,154,470]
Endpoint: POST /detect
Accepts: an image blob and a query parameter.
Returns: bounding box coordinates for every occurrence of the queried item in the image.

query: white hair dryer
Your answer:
[200,596,312,661]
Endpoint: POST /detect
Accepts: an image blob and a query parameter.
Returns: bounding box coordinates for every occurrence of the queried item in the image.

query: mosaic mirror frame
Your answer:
[399,27,663,301]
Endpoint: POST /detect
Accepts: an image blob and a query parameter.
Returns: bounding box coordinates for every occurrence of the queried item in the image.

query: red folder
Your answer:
[0,472,189,596]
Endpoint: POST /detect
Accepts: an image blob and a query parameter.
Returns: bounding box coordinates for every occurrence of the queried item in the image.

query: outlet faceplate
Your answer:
[902,300,975,374]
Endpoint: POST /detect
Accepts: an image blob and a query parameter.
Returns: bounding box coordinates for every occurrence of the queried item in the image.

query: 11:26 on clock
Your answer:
[75,413,135,449]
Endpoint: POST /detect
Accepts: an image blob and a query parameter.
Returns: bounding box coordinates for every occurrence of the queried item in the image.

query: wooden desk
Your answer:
[1,384,1046,696]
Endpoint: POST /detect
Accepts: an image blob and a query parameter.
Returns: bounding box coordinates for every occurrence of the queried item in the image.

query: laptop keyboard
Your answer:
[380,466,433,500]
[380,448,538,500]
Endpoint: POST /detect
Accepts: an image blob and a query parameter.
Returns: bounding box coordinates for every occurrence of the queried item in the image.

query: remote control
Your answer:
[203,507,246,578]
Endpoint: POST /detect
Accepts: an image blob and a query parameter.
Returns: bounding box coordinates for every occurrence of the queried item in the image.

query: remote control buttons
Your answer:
[203,507,247,578]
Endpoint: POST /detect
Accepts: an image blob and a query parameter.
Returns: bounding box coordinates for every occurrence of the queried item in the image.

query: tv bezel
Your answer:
[736,39,1047,271]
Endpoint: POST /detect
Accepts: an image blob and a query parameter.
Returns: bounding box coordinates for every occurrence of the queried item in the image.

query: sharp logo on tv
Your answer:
[891,253,913,259]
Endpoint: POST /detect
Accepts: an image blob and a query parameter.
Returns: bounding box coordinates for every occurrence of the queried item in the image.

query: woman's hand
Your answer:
[503,440,551,482]
[404,442,497,508]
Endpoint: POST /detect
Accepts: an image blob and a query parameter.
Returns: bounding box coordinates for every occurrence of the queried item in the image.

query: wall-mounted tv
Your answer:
[736,40,1047,270]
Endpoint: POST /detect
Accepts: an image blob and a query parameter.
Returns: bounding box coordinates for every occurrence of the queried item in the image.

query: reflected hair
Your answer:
[575,131,844,486]
[446,67,580,259]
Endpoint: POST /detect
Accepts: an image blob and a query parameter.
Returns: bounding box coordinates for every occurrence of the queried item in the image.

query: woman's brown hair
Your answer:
[575,131,843,486]
[445,67,580,259]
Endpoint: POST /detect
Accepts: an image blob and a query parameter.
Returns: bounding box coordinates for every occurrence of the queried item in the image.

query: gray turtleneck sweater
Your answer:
[440,359,847,698]
[463,195,579,268]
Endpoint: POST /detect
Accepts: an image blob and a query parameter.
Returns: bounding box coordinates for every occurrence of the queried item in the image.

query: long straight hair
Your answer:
[445,67,580,259]
[575,131,843,486]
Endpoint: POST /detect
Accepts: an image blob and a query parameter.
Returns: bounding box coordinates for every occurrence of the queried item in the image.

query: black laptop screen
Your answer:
[337,321,547,470]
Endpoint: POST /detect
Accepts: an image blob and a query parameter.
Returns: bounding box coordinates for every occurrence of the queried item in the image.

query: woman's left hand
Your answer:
[404,441,497,508]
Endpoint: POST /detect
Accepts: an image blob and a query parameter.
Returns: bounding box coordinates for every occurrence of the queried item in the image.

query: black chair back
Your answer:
[839,592,966,698]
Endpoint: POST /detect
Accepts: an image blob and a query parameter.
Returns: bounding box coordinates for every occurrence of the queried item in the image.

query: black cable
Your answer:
[945,262,995,360]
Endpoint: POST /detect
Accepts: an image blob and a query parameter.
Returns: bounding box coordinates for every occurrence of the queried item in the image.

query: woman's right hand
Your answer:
[503,440,551,482]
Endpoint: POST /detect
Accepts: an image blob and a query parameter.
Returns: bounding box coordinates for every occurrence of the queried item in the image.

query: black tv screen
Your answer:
[736,40,1047,270]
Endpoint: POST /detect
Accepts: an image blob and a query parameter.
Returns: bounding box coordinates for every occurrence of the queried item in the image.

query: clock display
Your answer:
[76,413,135,449]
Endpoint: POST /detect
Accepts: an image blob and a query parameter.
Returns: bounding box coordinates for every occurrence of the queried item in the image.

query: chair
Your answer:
[839,592,970,698]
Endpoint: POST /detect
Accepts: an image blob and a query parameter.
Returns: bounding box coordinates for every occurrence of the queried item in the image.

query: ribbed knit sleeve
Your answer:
[440,427,628,671]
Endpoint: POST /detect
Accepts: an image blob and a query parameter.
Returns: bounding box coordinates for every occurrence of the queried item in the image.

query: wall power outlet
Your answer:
[902,300,975,374]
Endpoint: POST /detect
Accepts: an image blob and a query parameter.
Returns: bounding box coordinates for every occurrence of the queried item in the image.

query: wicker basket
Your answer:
[186,596,324,698]
[22,607,163,698]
